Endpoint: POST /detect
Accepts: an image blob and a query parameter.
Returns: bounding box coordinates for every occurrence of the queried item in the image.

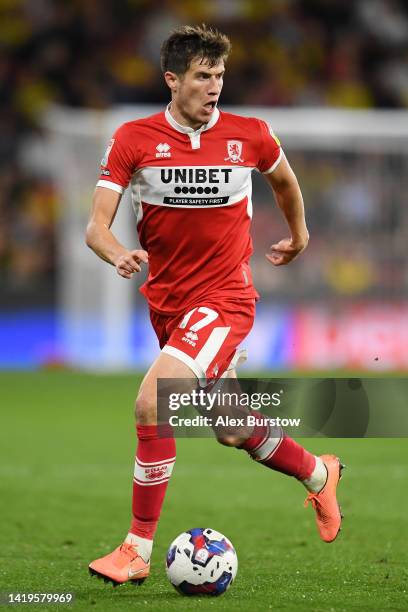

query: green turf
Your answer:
[0,372,407,611]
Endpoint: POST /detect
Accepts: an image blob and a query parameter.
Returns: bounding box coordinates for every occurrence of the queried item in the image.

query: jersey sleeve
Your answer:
[256,119,283,174]
[96,123,138,194]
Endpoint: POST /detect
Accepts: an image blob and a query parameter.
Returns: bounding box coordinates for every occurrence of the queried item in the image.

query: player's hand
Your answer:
[114,249,148,279]
[266,235,308,266]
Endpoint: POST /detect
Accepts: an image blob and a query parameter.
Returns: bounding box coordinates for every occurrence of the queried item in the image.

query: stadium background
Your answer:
[0,3,407,611]
[1,0,408,371]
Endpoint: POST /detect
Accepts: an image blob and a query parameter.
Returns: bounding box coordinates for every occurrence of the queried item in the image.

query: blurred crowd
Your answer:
[251,149,408,300]
[1,0,408,305]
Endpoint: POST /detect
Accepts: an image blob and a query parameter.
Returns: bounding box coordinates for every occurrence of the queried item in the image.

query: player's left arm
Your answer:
[263,155,309,266]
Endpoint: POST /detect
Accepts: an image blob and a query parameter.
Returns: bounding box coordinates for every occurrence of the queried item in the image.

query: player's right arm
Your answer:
[86,187,148,280]
[86,123,148,279]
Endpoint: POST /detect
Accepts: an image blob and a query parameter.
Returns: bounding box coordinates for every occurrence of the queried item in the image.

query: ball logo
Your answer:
[224,140,243,163]
[194,548,209,564]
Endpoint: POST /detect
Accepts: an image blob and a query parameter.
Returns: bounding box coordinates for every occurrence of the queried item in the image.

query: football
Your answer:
[165,528,238,596]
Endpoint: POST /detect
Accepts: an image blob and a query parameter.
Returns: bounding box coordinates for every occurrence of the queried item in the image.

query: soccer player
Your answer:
[86,24,343,586]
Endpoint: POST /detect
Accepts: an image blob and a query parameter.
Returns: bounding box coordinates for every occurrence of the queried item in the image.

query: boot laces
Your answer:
[119,542,139,560]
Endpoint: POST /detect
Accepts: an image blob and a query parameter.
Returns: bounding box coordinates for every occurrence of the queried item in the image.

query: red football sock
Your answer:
[130,424,176,540]
[241,412,315,481]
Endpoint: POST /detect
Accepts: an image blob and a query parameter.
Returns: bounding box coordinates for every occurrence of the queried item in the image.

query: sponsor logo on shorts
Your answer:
[182,330,199,347]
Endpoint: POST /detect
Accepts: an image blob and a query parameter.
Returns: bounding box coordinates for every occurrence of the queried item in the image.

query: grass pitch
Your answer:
[0,372,407,611]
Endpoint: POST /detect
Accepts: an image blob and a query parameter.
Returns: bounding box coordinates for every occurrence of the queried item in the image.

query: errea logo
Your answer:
[156,143,171,158]
[182,330,198,347]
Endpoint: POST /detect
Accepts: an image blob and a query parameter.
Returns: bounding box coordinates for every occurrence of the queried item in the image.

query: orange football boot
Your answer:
[89,542,150,586]
[304,454,345,543]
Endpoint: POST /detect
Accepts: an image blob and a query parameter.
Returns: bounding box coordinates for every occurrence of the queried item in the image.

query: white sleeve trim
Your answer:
[96,179,125,194]
[262,148,283,174]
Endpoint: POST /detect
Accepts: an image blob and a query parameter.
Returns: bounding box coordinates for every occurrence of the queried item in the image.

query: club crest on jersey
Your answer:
[156,143,171,158]
[224,140,243,163]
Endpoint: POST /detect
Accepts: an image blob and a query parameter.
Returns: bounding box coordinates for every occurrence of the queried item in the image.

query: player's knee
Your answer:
[134,392,157,424]
[217,433,247,448]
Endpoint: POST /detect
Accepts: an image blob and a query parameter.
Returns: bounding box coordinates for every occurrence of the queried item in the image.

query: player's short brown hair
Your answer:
[160,24,231,75]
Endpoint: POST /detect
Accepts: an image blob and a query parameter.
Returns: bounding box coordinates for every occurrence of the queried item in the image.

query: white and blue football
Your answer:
[165,528,238,596]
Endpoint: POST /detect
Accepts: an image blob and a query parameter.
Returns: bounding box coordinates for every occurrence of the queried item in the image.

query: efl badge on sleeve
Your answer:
[268,125,281,147]
[224,140,244,163]
[101,138,115,167]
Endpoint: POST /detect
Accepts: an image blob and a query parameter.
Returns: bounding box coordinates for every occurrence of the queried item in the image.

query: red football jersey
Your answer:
[97,105,282,315]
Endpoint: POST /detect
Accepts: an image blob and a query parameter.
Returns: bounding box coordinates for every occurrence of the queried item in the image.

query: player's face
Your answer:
[166,58,225,129]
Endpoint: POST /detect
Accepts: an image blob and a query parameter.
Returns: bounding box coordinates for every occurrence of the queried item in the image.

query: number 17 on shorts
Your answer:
[162,299,255,381]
